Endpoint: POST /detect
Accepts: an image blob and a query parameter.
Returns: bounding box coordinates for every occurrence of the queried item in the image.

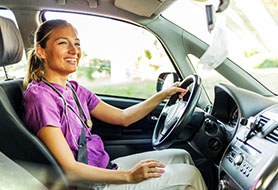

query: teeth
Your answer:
[65,58,77,62]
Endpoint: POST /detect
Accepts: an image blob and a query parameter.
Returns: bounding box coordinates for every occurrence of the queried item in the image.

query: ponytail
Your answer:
[23,48,44,88]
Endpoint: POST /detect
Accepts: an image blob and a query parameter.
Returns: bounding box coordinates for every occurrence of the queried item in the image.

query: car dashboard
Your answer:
[219,104,278,190]
[189,83,277,190]
[207,83,278,190]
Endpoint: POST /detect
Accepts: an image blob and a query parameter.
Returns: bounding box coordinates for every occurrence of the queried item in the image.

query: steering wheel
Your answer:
[152,74,202,150]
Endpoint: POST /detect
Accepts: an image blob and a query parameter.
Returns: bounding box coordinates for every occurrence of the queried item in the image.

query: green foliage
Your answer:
[91,80,156,99]
[256,59,278,68]
[244,49,259,58]
[76,67,94,80]
[90,58,111,74]
[76,58,111,80]
[149,63,160,71]
[144,50,152,60]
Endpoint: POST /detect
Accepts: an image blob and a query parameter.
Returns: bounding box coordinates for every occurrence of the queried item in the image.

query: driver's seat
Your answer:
[0,16,68,189]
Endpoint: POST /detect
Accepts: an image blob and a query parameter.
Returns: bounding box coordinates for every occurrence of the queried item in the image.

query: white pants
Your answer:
[103,149,207,190]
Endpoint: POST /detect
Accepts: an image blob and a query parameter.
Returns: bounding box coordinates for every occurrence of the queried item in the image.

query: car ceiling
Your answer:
[0,0,176,19]
[1,0,177,49]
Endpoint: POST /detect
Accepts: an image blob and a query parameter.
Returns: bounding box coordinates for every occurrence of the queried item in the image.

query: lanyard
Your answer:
[67,82,93,128]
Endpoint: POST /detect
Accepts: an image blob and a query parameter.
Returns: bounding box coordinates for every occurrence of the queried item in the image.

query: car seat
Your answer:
[0,16,68,189]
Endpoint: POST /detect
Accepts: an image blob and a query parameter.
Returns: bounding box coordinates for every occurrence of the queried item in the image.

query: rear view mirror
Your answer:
[156,72,180,92]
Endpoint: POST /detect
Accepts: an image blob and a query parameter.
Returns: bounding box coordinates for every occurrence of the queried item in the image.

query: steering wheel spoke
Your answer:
[161,117,177,135]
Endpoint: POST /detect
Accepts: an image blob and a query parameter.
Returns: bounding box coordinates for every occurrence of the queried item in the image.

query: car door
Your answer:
[93,96,164,160]
[43,11,177,160]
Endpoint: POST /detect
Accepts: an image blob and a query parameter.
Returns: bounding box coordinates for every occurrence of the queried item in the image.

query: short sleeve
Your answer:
[23,85,62,135]
[69,80,100,112]
[86,88,100,112]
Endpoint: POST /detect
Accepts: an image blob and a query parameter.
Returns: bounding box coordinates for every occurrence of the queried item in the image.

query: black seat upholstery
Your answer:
[0,16,68,189]
[0,79,24,117]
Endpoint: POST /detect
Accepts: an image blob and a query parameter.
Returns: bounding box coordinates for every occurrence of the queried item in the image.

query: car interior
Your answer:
[0,0,277,190]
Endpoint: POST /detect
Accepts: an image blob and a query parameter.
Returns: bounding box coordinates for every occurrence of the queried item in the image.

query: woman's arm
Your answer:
[90,83,186,127]
[38,126,164,184]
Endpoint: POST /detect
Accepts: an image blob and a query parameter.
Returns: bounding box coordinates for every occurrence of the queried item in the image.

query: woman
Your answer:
[23,19,207,190]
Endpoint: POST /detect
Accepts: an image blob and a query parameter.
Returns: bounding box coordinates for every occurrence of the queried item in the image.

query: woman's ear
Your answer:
[36,44,46,60]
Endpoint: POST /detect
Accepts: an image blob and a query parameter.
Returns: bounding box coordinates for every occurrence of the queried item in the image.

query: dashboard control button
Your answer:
[234,154,244,166]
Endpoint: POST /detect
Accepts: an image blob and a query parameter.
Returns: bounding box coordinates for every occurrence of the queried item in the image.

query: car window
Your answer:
[0,9,27,81]
[43,11,176,99]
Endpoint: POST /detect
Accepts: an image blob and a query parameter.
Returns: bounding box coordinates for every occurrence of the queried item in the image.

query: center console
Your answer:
[219,105,278,190]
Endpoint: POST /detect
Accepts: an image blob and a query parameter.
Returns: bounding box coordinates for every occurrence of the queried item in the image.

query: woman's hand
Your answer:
[160,82,188,100]
[127,159,165,183]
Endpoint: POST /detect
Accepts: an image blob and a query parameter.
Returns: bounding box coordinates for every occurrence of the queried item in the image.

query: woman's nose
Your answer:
[68,42,79,54]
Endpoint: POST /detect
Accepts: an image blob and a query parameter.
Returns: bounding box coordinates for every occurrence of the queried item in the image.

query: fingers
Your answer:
[140,159,162,165]
[163,85,186,99]
[173,82,180,87]
[140,159,164,168]
[147,166,165,177]
[171,83,188,94]
[129,159,166,183]
[179,88,189,99]
[140,160,165,178]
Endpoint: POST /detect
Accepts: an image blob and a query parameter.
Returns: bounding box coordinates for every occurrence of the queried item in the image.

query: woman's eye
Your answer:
[75,42,81,47]
[58,41,67,45]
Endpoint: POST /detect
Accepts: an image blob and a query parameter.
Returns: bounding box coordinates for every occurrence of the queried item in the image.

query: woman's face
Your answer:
[37,25,81,77]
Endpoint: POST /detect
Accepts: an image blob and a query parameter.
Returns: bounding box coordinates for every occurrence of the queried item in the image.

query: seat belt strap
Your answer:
[77,127,88,164]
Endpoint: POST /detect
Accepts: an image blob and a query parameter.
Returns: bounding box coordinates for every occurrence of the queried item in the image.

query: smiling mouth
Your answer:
[65,58,77,64]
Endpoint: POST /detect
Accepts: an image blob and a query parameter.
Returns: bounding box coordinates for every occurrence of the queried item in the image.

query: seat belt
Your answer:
[77,127,88,164]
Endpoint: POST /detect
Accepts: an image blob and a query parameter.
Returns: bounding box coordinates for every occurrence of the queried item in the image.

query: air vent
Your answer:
[265,127,278,144]
[257,115,278,144]
[254,115,270,133]
[256,115,270,131]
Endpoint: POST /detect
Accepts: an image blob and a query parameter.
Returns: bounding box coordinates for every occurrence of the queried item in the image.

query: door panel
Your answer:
[92,95,164,160]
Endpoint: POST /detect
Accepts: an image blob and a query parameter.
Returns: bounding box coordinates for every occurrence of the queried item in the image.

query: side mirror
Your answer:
[156,72,180,92]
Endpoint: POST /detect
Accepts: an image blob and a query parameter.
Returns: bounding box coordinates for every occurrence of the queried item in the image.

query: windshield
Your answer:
[162,0,278,94]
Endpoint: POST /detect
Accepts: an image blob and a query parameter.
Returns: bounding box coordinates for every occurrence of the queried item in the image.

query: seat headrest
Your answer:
[0,16,24,67]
